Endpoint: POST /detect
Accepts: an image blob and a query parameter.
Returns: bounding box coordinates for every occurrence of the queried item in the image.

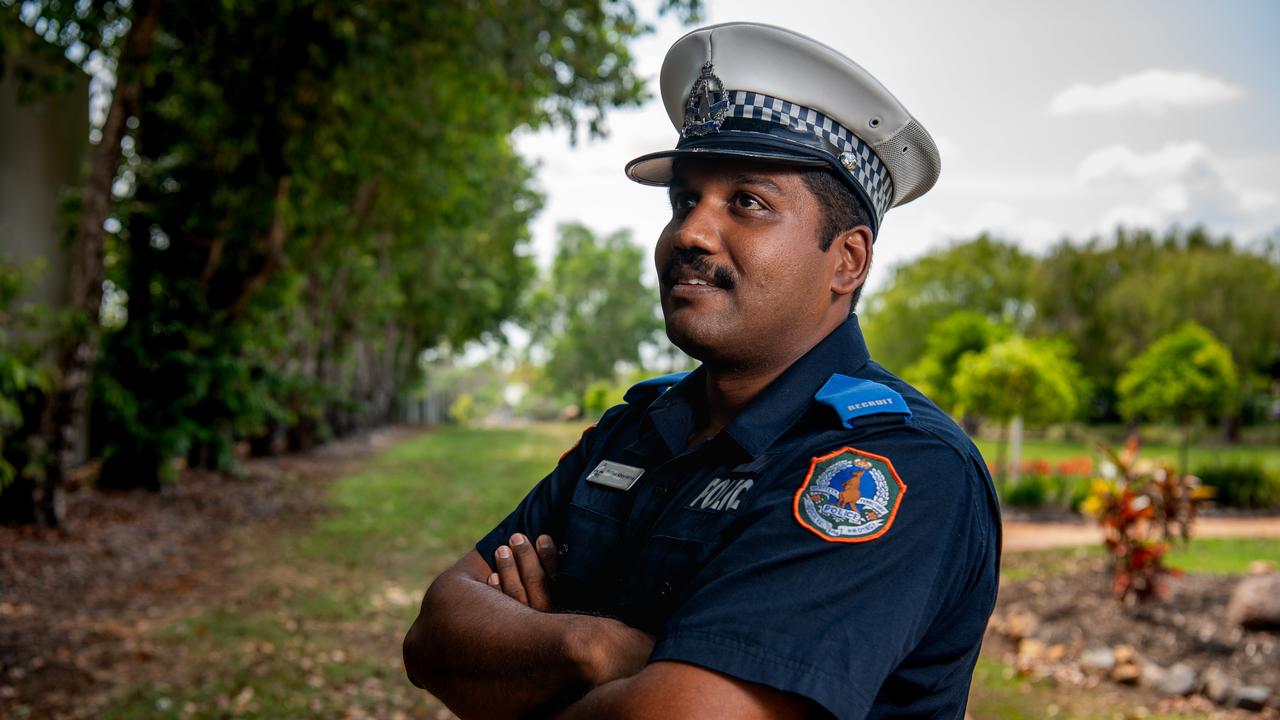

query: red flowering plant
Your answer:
[1081,436,1211,604]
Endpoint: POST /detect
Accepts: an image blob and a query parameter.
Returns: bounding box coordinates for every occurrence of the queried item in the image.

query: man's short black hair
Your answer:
[799,168,873,313]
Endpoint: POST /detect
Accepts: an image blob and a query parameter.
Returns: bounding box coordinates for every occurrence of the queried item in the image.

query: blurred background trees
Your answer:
[0,0,698,523]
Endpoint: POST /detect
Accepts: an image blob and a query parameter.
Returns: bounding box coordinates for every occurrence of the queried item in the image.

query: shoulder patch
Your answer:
[814,374,910,427]
[792,447,906,543]
[623,371,691,404]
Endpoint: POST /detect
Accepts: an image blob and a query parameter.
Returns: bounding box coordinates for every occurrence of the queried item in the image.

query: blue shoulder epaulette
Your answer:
[623,371,691,404]
[815,374,911,427]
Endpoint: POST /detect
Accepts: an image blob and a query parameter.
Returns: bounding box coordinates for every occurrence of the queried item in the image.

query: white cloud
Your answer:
[1076,141,1278,236]
[1075,141,1215,184]
[1048,68,1242,116]
[959,201,1064,251]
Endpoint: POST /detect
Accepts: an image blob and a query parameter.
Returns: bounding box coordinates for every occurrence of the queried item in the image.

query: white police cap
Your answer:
[625,22,941,235]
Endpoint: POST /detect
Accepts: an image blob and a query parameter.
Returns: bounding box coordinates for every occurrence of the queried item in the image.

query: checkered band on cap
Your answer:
[727,90,894,221]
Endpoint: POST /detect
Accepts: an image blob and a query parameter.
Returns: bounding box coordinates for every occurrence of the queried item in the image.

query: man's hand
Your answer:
[488,533,655,686]
[488,533,559,610]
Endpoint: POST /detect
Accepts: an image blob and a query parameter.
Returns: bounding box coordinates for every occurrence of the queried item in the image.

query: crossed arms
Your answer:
[402,532,808,719]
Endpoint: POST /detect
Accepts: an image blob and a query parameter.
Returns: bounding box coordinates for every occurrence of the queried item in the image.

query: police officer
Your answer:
[405,22,1000,720]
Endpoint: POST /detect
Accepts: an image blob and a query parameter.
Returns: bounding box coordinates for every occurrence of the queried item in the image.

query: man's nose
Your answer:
[671,199,725,254]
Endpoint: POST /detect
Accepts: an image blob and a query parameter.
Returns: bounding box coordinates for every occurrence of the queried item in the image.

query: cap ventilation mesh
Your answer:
[873,119,940,206]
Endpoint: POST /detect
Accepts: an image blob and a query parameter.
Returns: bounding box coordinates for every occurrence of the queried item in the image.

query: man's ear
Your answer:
[829,225,873,298]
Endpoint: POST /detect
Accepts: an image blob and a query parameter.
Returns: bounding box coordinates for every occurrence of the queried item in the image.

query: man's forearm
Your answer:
[404,550,653,720]
[404,565,592,719]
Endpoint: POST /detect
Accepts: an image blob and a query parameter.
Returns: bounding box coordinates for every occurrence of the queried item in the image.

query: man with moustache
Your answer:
[404,22,1000,720]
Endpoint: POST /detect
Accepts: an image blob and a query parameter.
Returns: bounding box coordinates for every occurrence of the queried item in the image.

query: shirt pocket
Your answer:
[616,513,738,632]
[552,500,626,613]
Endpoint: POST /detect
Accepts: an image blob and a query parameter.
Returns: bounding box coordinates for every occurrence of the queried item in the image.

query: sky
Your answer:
[514,0,1280,297]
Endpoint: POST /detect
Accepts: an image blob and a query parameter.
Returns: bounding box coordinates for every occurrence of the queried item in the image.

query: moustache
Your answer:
[661,249,737,290]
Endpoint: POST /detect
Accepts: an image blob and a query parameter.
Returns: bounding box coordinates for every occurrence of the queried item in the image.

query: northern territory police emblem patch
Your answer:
[793,447,905,543]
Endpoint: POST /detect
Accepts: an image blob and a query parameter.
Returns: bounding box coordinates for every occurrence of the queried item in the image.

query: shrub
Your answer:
[1082,439,1209,604]
[1004,474,1050,508]
[1195,461,1280,509]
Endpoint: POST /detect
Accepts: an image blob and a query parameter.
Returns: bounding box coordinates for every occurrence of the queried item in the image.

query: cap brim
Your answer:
[625,146,828,186]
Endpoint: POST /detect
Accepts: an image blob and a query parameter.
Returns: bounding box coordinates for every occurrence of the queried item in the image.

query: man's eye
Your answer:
[670,193,696,212]
[734,193,763,209]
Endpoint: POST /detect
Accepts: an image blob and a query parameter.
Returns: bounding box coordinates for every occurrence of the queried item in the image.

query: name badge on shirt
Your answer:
[586,460,645,491]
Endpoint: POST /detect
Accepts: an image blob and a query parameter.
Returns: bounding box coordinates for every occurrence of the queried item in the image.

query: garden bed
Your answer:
[989,551,1280,716]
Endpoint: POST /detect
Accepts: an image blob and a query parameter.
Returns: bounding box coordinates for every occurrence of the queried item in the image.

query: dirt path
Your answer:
[1004,516,1280,552]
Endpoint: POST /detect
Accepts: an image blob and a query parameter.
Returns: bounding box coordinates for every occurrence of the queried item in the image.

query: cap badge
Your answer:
[682,62,729,138]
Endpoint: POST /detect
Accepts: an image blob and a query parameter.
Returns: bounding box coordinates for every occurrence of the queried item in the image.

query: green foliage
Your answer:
[863,226,1279,423]
[862,234,1034,372]
[902,311,1011,413]
[6,0,699,490]
[1029,227,1278,418]
[1195,460,1280,509]
[448,393,476,427]
[583,378,628,419]
[526,223,663,402]
[953,336,1083,426]
[1004,474,1050,508]
[1117,322,1239,427]
[0,258,52,492]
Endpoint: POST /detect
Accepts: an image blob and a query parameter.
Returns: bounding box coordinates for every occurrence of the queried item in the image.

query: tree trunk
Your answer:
[995,422,1008,500]
[30,0,161,525]
[1009,414,1024,488]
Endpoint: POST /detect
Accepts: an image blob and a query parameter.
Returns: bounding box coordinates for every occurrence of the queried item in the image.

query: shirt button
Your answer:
[559,542,570,555]
[659,580,673,597]
[654,485,669,497]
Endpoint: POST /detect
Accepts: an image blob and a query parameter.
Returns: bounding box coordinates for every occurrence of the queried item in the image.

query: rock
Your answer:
[1140,662,1166,689]
[1045,643,1067,663]
[1001,609,1040,640]
[1155,663,1197,697]
[1111,662,1141,685]
[1080,647,1116,673]
[1231,685,1271,711]
[1112,644,1138,665]
[1202,666,1234,704]
[1017,638,1047,663]
[1225,573,1280,630]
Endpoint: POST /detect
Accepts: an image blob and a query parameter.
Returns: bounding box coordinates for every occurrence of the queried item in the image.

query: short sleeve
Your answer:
[474,410,619,570]
[649,431,997,719]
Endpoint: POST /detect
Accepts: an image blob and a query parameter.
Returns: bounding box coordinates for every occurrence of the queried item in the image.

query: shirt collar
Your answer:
[645,315,873,459]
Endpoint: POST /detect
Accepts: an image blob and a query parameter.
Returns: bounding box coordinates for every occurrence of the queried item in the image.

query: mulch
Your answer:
[989,554,1280,718]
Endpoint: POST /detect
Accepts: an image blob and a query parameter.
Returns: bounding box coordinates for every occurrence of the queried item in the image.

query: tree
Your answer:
[526,223,663,404]
[953,336,1083,493]
[2,0,701,517]
[902,310,1010,420]
[1030,226,1280,422]
[1117,322,1239,472]
[861,234,1034,373]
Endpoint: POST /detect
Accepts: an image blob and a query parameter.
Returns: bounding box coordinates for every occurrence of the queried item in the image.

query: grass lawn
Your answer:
[97,422,1275,719]
[100,423,584,720]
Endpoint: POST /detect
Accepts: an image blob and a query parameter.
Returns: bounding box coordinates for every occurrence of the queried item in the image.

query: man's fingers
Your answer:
[494,545,529,605]
[536,534,559,578]
[510,534,553,611]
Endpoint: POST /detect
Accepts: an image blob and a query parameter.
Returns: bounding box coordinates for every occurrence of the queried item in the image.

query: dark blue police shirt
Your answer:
[477,316,1001,720]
